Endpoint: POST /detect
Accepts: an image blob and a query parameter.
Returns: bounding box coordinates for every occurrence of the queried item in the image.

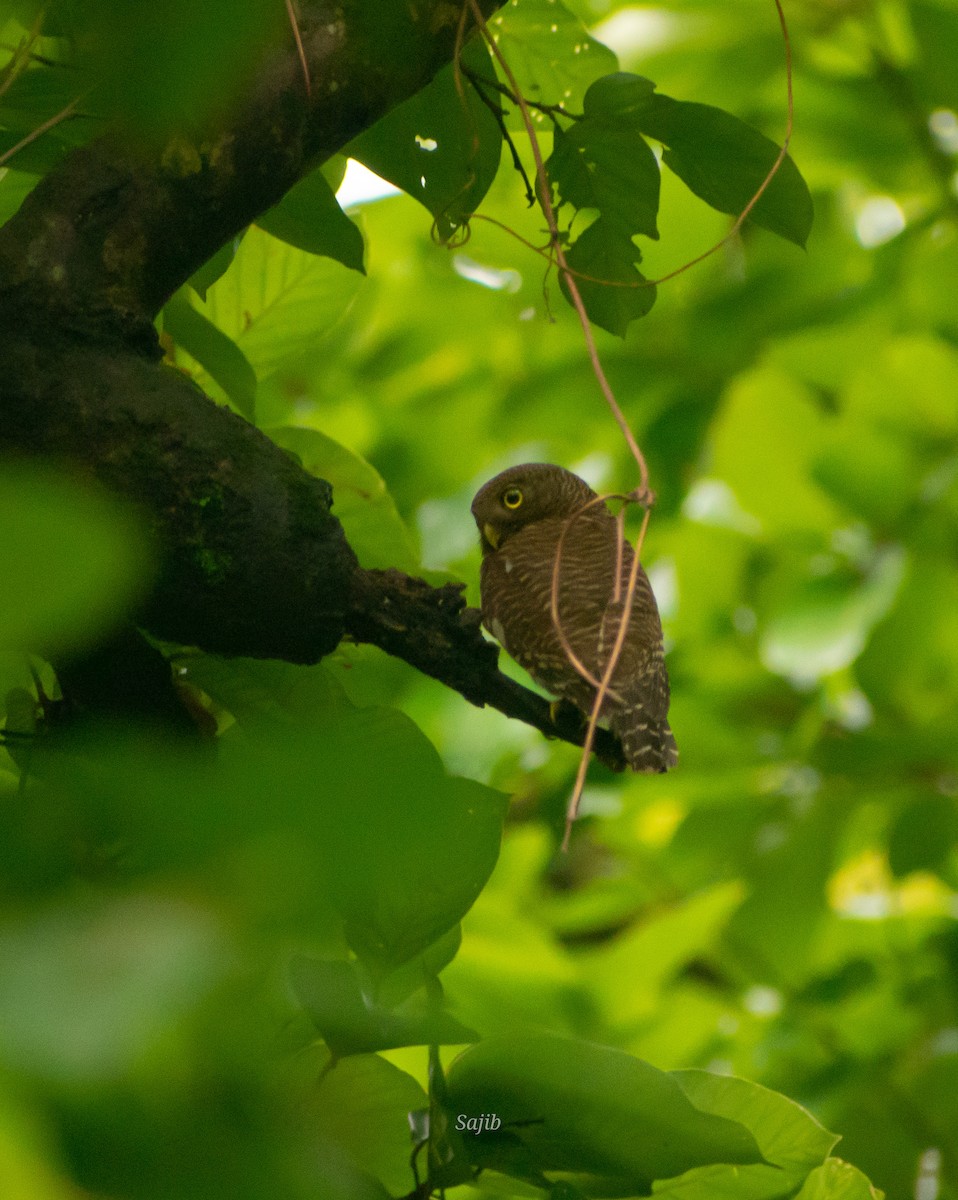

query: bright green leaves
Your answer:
[164,225,362,418]
[640,94,814,249]
[662,1070,838,1199]
[349,38,503,242]
[445,1034,764,1191]
[0,466,148,654]
[488,0,618,118]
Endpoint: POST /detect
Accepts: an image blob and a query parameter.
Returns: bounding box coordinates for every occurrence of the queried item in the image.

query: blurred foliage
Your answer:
[3,0,958,1197]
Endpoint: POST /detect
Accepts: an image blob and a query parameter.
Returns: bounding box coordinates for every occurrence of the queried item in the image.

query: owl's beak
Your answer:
[483,522,501,550]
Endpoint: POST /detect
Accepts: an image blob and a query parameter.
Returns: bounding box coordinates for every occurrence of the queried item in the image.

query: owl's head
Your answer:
[471,463,598,553]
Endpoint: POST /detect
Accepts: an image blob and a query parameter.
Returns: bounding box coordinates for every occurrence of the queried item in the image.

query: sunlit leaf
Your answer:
[794,1157,885,1199]
[489,0,618,117]
[191,224,362,382]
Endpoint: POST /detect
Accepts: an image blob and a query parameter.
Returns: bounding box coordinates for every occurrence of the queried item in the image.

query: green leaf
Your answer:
[582,72,656,123]
[224,709,507,972]
[656,1071,839,1198]
[794,1158,884,1200]
[0,168,40,230]
[192,224,362,383]
[548,118,660,239]
[163,290,257,420]
[289,955,477,1057]
[267,426,420,571]
[638,93,813,247]
[489,0,618,118]
[308,1054,429,1196]
[560,217,656,337]
[349,37,502,241]
[0,466,148,655]
[445,1034,764,1190]
[257,167,365,272]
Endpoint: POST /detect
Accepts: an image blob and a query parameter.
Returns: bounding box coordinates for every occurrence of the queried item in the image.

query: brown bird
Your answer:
[472,463,677,772]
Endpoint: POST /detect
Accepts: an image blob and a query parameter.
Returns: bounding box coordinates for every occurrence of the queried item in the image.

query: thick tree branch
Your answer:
[0,0,631,769]
[346,571,627,771]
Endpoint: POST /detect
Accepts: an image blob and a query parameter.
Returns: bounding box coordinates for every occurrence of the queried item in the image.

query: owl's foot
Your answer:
[548,698,585,731]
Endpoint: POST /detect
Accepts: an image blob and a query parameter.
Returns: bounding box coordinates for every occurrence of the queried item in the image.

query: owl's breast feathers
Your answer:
[480,506,677,772]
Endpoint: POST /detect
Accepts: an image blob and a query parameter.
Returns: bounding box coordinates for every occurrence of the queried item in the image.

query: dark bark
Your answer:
[0,0,630,769]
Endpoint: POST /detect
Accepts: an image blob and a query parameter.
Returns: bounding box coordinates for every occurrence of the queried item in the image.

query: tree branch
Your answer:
[0,0,630,770]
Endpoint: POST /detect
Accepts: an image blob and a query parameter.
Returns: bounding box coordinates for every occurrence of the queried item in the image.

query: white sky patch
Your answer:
[854,195,906,247]
[452,254,522,292]
[647,557,677,621]
[929,108,958,155]
[335,158,400,209]
[591,7,677,59]
[683,478,761,535]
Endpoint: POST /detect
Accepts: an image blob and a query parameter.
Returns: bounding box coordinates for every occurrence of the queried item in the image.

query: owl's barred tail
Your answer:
[611,711,679,774]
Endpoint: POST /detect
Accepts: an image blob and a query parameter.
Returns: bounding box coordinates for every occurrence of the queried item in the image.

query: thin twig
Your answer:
[285,0,311,99]
[0,93,81,170]
[561,508,650,853]
[465,0,653,846]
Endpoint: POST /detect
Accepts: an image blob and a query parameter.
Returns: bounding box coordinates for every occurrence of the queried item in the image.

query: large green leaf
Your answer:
[306,1054,428,1197]
[445,1034,764,1190]
[28,708,505,974]
[655,1071,839,1199]
[191,224,362,384]
[638,92,813,247]
[349,37,502,241]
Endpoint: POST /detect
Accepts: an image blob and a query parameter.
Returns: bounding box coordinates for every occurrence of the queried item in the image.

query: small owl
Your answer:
[471,463,677,772]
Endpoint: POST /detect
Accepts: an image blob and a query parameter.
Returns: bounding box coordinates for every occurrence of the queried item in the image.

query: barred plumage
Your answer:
[471,463,677,773]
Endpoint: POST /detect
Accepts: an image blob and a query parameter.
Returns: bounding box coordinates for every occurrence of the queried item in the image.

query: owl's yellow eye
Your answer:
[502,487,523,509]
